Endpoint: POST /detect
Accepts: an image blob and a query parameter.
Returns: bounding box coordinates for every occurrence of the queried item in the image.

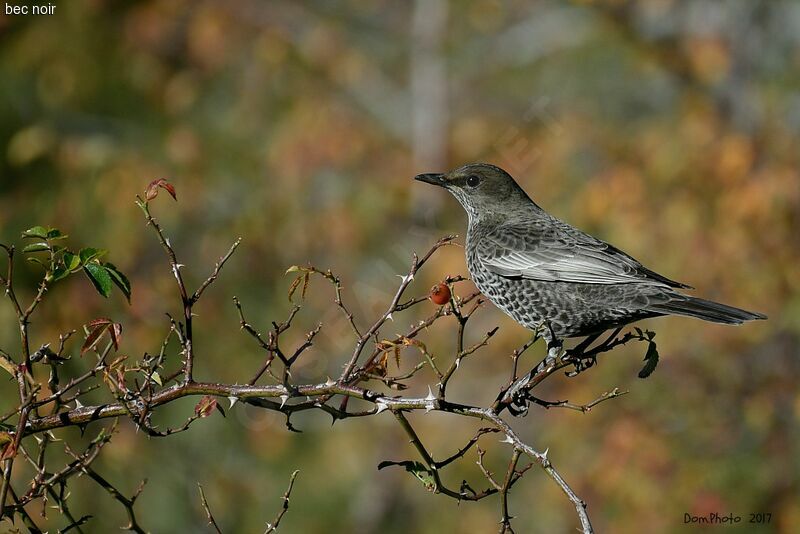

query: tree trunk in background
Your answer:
[411,0,448,217]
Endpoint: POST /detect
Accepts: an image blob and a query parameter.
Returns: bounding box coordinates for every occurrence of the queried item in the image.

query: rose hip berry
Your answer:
[429,283,451,305]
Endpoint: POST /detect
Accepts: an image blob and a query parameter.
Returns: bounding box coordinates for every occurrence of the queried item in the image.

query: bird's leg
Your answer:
[565,332,603,359]
[496,324,563,416]
[562,331,603,377]
[564,328,626,377]
[541,325,563,369]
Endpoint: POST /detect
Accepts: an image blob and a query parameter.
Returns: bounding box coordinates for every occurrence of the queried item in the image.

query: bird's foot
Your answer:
[563,354,597,377]
[498,370,533,416]
[497,339,564,417]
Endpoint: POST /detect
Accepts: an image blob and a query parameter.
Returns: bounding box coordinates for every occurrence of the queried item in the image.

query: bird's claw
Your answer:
[564,355,598,377]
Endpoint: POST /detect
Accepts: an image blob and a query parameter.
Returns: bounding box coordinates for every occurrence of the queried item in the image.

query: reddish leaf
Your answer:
[115,368,126,391]
[109,322,123,351]
[82,320,111,355]
[88,317,113,328]
[81,318,122,355]
[0,442,17,462]
[194,395,217,418]
[145,178,177,201]
[0,432,17,461]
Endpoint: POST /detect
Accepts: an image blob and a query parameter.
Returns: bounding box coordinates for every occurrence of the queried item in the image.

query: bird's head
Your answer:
[414,163,533,221]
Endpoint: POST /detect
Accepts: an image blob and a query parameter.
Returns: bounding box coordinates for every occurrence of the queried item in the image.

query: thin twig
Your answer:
[83,467,147,534]
[192,239,242,304]
[531,388,628,413]
[264,470,299,534]
[198,484,224,534]
[499,449,522,533]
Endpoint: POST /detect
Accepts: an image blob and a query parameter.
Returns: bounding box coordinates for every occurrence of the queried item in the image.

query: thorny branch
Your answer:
[82,468,147,534]
[196,469,299,534]
[264,470,299,534]
[198,484,223,534]
[0,182,661,533]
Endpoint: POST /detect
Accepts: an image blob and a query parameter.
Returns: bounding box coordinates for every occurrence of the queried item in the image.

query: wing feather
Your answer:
[476,219,690,288]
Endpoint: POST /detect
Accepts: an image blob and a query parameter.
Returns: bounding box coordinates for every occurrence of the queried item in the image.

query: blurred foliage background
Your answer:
[1,0,799,532]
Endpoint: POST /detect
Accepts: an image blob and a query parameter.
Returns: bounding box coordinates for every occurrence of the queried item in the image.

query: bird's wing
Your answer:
[476,218,690,288]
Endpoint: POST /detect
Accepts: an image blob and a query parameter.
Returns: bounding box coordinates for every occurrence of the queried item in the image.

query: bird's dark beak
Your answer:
[414,173,447,187]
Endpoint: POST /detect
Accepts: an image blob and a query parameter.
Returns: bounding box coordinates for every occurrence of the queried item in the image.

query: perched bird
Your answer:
[415,163,766,352]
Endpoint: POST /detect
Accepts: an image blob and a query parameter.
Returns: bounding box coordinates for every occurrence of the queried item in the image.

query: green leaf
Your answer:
[52,265,70,282]
[79,248,107,264]
[63,251,81,271]
[46,228,68,240]
[22,242,50,253]
[405,462,436,491]
[22,226,48,239]
[377,460,405,470]
[151,371,162,386]
[377,461,436,491]
[103,263,131,303]
[638,341,660,379]
[84,263,113,298]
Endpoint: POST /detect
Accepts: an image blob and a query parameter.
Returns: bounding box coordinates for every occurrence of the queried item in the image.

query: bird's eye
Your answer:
[466,175,481,187]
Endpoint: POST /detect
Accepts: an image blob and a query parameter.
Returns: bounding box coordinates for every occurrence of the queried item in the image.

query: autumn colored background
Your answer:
[1,1,798,532]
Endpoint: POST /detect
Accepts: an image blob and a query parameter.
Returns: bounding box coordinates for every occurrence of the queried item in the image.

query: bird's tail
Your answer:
[649,295,766,325]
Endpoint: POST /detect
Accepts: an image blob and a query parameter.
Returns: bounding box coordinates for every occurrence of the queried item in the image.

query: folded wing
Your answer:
[477,218,690,288]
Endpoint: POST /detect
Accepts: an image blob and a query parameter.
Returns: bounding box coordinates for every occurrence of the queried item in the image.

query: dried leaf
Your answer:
[0,353,17,378]
[373,353,388,377]
[102,370,115,392]
[115,368,126,390]
[0,434,17,462]
[102,357,126,393]
[638,341,660,379]
[287,275,302,302]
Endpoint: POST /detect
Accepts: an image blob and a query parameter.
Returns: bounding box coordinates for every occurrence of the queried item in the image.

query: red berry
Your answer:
[429,283,451,305]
